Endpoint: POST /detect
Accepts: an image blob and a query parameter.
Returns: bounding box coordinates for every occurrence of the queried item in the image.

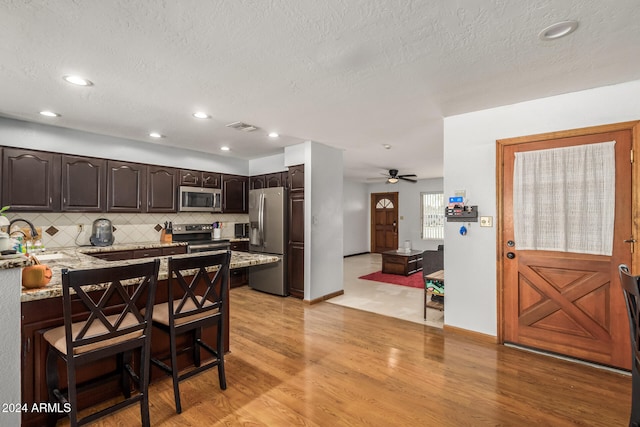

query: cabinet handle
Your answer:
[24,337,31,354]
[49,196,53,204]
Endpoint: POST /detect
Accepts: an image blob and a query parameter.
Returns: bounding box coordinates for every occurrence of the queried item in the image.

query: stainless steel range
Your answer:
[171,223,230,253]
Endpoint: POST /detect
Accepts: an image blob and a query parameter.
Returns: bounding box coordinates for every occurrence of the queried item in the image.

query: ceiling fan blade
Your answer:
[399,177,417,183]
[398,174,417,178]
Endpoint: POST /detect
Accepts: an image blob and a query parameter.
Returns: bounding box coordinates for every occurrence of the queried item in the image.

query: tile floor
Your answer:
[327,252,444,328]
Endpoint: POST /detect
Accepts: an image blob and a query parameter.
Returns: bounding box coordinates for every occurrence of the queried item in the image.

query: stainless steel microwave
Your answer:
[178,186,222,212]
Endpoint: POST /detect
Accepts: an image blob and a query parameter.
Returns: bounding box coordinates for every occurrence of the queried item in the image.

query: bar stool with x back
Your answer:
[147,250,231,414]
[43,259,160,427]
[618,264,640,427]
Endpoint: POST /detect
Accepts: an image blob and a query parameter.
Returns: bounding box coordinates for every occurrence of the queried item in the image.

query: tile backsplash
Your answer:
[3,212,248,249]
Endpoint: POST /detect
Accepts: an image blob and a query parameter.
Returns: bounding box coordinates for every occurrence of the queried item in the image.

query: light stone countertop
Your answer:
[19,242,278,302]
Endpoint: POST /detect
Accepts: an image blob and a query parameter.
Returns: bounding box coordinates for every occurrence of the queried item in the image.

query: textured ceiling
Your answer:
[1,1,639,181]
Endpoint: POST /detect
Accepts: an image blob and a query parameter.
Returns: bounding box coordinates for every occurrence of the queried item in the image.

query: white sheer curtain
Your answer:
[513,141,615,255]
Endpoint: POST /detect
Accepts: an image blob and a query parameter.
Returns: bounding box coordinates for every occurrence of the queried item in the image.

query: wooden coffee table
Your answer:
[424,269,444,320]
[381,249,423,276]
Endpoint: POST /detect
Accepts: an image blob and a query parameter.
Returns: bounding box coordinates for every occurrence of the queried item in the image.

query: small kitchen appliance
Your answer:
[234,223,249,238]
[90,218,114,246]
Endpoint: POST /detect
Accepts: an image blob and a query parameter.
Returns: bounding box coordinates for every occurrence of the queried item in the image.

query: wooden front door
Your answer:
[498,122,638,370]
[371,192,398,253]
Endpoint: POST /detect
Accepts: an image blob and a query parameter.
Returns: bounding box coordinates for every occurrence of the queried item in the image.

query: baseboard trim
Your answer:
[443,325,498,344]
[344,252,370,258]
[305,289,345,305]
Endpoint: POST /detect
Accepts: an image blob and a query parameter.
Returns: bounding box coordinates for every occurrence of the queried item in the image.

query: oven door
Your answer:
[188,241,230,253]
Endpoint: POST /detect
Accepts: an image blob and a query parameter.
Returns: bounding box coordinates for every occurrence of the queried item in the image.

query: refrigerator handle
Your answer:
[259,192,265,245]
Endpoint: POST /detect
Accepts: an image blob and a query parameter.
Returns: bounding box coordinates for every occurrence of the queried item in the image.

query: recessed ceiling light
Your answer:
[62,75,93,86]
[538,20,579,41]
[193,112,210,119]
[383,144,392,149]
[39,111,60,117]
[220,146,230,151]
[149,132,164,138]
[268,132,279,138]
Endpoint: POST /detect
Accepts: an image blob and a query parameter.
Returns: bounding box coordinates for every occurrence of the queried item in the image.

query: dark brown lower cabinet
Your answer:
[21,271,228,427]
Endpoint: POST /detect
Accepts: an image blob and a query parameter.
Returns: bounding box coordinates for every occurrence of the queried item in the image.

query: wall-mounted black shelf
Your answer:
[445,205,478,222]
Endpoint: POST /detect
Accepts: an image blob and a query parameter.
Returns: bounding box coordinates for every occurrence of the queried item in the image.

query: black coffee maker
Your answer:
[90,218,114,246]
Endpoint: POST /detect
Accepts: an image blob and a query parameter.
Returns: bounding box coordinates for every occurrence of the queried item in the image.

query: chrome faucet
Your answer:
[8,218,38,239]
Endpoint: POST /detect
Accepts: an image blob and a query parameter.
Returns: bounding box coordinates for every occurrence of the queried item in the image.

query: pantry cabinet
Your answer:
[287,164,304,298]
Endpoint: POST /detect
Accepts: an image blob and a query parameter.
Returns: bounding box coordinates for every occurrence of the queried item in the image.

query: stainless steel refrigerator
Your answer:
[248,186,288,296]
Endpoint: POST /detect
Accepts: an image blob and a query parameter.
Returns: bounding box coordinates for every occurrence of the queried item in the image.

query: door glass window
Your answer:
[513,141,615,255]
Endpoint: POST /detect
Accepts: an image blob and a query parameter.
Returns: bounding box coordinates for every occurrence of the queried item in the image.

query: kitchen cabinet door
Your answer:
[61,155,106,212]
[147,166,178,212]
[222,174,248,213]
[250,175,266,190]
[2,148,60,211]
[107,160,147,212]
[201,171,222,188]
[266,172,285,188]
[180,169,200,186]
[288,164,304,192]
[288,190,305,298]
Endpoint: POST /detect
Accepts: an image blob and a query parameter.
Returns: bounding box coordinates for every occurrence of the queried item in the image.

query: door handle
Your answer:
[624,238,636,243]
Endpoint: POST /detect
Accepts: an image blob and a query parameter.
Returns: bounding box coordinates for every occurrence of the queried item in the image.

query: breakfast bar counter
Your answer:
[20,243,279,302]
[18,244,279,427]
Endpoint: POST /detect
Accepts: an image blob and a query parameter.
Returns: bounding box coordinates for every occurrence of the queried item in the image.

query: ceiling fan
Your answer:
[379,169,418,184]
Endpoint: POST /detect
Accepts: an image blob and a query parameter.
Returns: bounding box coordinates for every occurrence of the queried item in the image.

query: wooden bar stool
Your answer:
[618,264,640,427]
[43,260,160,427]
[148,251,230,414]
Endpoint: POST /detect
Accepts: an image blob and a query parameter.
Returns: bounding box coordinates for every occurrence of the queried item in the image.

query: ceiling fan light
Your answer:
[388,177,399,184]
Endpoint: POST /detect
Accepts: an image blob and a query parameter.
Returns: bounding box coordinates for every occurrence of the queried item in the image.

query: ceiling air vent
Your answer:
[226,121,259,132]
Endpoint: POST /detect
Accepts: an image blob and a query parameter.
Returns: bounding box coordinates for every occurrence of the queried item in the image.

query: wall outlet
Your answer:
[480,216,493,227]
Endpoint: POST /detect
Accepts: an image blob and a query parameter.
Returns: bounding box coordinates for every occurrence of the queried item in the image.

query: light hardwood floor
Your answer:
[68,284,631,426]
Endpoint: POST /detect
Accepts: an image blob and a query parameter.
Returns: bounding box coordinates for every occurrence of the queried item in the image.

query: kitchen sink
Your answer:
[34,252,65,261]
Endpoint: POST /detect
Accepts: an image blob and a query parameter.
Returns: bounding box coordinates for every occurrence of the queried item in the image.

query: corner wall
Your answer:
[443,79,640,336]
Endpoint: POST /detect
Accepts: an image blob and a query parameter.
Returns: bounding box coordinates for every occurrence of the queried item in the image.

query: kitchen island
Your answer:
[18,243,279,427]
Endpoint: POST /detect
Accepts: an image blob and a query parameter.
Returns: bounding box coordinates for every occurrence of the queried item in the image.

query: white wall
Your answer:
[0,117,248,174]
[367,178,444,252]
[249,153,286,175]
[343,179,369,256]
[307,141,344,300]
[443,79,640,336]
[0,268,21,427]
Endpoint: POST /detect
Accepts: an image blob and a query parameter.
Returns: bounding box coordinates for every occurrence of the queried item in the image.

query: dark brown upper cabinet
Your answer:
[250,175,266,190]
[147,166,178,212]
[201,171,221,188]
[250,172,287,190]
[107,160,147,212]
[222,174,248,213]
[2,148,61,211]
[180,169,221,189]
[61,155,106,212]
[288,164,304,192]
[266,172,286,188]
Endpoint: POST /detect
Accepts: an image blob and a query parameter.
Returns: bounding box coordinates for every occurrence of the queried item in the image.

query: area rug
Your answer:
[358,271,424,289]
